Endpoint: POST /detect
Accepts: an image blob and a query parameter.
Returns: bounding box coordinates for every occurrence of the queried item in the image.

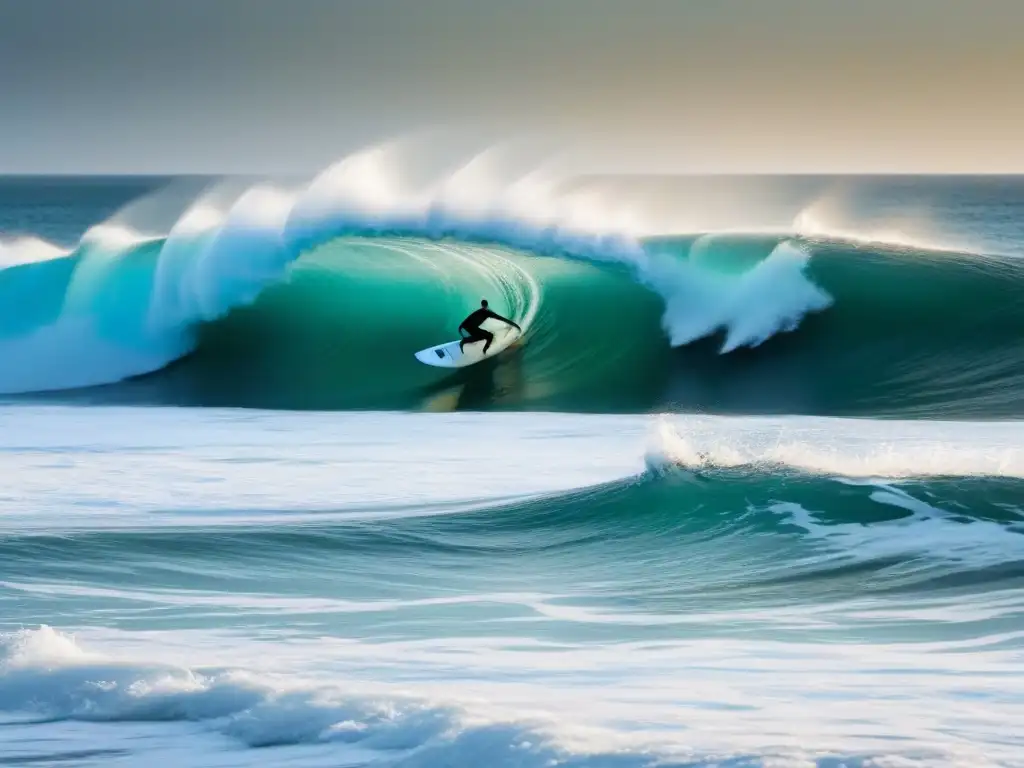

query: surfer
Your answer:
[458,299,521,354]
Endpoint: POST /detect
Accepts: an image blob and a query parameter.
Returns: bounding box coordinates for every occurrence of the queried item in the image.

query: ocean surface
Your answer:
[1,156,1023,767]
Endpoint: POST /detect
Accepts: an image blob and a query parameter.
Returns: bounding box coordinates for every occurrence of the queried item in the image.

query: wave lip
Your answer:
[646,415,1024,480]
[0,236,71,267]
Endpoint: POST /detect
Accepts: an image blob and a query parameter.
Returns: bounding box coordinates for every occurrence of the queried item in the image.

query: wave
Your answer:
[3,418,1022,600]
[3,148,1024,416]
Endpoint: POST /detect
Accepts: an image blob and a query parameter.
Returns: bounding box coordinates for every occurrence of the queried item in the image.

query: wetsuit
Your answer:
[459,308,519,353]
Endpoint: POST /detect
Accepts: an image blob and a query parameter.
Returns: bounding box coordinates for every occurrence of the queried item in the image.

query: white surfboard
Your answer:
[414,319,522,369]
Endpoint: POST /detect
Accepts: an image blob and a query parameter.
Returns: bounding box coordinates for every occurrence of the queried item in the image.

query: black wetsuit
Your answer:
[459,308,519,353]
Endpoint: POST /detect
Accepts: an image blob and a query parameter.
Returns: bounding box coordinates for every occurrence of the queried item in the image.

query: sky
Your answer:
[3,0,1024,174]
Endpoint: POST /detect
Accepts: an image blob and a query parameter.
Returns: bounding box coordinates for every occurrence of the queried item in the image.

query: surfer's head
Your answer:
[481,299,488,308]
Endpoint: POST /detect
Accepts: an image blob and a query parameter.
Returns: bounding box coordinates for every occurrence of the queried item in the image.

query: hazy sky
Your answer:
[3,0,1024,174]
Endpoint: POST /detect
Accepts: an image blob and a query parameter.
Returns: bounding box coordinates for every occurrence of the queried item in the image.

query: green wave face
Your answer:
[6,227,1024,417]
[153,234,1024,418]
[124,237,671,411]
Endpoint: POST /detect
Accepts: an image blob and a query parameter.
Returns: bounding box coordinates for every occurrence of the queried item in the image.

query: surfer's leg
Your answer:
[460,328,486,352]
[481,329,494,353]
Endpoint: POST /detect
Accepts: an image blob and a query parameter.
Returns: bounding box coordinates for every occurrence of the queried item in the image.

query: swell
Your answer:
[3,467,1022,602]
[777,239,1024,418]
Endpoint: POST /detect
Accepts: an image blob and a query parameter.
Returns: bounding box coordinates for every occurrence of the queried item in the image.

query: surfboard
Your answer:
[414,319,522,369]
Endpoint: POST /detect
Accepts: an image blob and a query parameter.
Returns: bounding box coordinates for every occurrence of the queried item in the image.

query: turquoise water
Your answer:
[1,168,1023,767]
[3,174,1024,417]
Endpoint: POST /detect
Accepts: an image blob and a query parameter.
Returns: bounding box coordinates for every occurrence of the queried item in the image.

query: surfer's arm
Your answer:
[485,310,521,331]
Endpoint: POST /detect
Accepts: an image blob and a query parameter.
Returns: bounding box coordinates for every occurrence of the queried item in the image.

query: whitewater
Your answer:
[2,150,1024,767]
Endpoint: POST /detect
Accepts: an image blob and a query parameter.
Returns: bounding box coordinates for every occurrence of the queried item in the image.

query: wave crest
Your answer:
[0,145,833,399]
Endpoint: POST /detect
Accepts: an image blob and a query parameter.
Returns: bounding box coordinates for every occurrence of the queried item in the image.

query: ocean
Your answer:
[1,158,1023,767]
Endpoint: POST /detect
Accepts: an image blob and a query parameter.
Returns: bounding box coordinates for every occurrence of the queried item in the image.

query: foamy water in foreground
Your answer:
[2,406,1023,767]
